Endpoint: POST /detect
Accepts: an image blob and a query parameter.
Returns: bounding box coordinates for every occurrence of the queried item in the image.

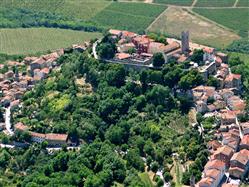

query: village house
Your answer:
[207,140,222,153]
[213,145,234,167]
[240,135,249,150]
[224,74,242,90]
[197,177,215,187]
[45,133,68,146]
[241,122,249,135]
[229,149,249,179]
[204,159,226,172]
[204,168,224,187]
[219,110,237,125]
[203,47,215,62]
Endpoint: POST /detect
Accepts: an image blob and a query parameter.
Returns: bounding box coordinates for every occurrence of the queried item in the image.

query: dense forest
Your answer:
[0,50,210,186]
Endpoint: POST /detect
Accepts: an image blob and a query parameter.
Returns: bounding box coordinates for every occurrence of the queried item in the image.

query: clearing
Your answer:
[0,28,102,55]
[147,7,240,48]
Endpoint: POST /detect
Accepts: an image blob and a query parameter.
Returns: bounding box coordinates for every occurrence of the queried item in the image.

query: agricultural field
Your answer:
[237,0,249,7]
[0,28,102,55]
[92,2,166,32]
[193,8,249,37]
[147,7,240,48]
[194,0,236,7]
[0,0,110,21]
[153,0,194,6]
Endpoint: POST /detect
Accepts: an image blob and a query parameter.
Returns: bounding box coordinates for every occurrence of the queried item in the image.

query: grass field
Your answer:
[92,2,166,32]
[153,0,194,6]
[0,28,101,55]
[195,0,236,7]
[237,0,249,7]
[139,172,155,187]
[193,8,249,37]
[0,0,110,21]
[147,7,240,48]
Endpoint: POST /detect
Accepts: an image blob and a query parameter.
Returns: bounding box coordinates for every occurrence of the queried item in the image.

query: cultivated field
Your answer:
[0,28,102,55]
[147,7,240,48]
[237,0,249,7]
[0,0,110,21]
[92,2,166,32]
[193,8,249,37]
[194,0,236,7]
[153,0,194,6]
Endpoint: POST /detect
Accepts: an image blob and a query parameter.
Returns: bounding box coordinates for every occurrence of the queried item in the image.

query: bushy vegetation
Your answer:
[1,50,207,186]
[237,0,249,6]
[227,39,249,54]
[195,0,236,7]
[193,8,249,37]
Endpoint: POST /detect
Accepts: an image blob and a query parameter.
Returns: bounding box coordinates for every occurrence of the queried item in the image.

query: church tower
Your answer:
[181,31,190,53]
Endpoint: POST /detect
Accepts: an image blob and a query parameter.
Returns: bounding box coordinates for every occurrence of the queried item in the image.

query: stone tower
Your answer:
[181,31,190,53]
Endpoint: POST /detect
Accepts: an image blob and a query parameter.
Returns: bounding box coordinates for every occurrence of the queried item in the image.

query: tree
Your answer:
[191,49,204,65]
[152,53,165,67]
[106,65,126,87]
[97,43,116,59]
[151,161,159,172]
[163,171,172,181]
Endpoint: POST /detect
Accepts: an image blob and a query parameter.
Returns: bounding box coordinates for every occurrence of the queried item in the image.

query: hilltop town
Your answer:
[0,29,248,187]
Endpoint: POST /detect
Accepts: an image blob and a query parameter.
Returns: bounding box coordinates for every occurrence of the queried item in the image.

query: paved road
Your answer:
[5,107,14,136]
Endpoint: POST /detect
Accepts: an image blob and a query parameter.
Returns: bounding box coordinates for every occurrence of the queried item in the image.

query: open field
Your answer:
[92,2,166,32]
[194,0,236,7]
[153,0,194,6]
[139,172,155,187]
[0,0,110,21]
[193,8,249,37]
[147,7,240,48]
[0,28,102,55]
[237,0,249,7]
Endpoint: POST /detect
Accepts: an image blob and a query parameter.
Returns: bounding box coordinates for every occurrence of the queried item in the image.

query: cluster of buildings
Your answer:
[192,47,249,186]
[14,122,68,146]
[0,50,64,109]
[108,29,191,66]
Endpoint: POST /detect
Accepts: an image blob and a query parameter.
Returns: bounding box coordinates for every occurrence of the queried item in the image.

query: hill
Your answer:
[0,28,101,55]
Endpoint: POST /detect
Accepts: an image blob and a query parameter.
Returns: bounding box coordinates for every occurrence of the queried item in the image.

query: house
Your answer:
[221,184,239,187]
[196,100,208,113]
[121,31,137,41]
[230,150,249,176]
[45,133,68,146]
[216,52,228,63]
[115,53,131,60]
[241,122,249,135]
[14,122,29,132]
[227,96,246,111]
[224,74,242,90]
[109,29,122,37]
[132,35,152,53]
[204,159,226,172]
[30,132,46,143]
[148,42,166,54]
[219,110,237,125]
[4,71,14,79]
[197,177,215,187]
[240,135,249,150]
[203,47,215,62]
[207,140,222,153]
[213,145,234,167]
[204,168,224,187]
[119,43,136,53]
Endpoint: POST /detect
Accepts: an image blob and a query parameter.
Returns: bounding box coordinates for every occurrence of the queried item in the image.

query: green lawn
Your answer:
[92,2,166,32]
[193,8,249,37]
[153,0,194,6]
[0,28,102,55]
[237,0,249,7]
[194,0,236,7]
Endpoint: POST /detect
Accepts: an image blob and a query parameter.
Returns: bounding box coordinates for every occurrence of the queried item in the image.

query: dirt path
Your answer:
[233,0,239,7]
[191,0,198,7]
[145,0,153,3]
[146,7,169,31]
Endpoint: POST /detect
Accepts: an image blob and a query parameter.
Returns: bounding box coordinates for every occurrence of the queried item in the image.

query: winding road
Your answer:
[5,107,14,136]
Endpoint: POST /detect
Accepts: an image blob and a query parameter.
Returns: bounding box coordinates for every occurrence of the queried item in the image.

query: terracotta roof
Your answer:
[115,53,131,60]
[41,68,50,74]
[30,132,46,138]
[225,73,241,82]
[214,145,234,157]
[204,47,215,54]
[164,41,180,53]
[109,29,122,36]
[216,56,222,64]
[205,159,225,170]
[198,177,214,186]
[231,151,248,166]
[205,168,221,180]
[122,31,137,38]
[240,149,249,157]
[229,166,245,173]
[207,140,222,149]
[241,135,249,145]
[45,133,68,141]
[15,122,28,131]
[222,184,239,187]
